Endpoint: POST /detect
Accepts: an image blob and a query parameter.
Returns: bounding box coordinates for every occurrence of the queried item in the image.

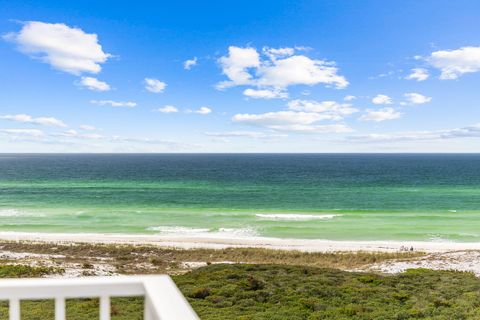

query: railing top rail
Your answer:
[0,275,161,299]
[0,275,199,320]
[0,275,166,287]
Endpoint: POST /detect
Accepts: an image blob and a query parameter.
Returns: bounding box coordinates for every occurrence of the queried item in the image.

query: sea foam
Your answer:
[0,209,45,217]
[147,226,258,239]
[147,226,210,234]
[255,213,341,221]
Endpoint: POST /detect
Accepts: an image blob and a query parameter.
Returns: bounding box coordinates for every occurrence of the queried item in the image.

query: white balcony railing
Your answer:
[0,275,199,320]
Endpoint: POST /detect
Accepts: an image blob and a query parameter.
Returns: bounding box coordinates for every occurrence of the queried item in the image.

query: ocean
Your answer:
[1,153,480,242]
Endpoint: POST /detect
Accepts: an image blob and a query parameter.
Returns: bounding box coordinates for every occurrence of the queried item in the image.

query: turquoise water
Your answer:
[1,154,480,241]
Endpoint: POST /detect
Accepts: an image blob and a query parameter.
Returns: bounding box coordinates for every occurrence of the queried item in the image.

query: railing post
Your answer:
[100,295,111,320]
[143,277,199,320]
[144,295,154,320]
[9,298,20,320]
[55,297,65,320]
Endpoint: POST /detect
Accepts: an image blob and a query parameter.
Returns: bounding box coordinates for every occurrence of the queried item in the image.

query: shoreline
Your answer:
[1,231,480,252]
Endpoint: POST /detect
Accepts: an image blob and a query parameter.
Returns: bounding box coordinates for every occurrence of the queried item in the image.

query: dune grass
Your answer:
[0,241,423,274]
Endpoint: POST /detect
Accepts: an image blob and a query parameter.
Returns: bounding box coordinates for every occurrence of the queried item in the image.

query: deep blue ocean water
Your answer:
[0,154,479,241]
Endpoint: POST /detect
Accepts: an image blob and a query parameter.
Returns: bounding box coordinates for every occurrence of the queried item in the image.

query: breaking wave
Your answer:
[255,213,341,221]
[147,226,258,238]
[0,209,45,217]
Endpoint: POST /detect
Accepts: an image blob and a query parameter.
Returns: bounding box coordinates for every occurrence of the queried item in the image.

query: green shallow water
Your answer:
[1,154,480,242]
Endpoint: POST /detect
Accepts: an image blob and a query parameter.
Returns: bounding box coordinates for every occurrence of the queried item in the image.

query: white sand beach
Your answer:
[1,231,480,253]
[2,231,480,277]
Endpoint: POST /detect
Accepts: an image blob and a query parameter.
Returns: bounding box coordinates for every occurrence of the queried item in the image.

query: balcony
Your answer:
[0,275,199,320]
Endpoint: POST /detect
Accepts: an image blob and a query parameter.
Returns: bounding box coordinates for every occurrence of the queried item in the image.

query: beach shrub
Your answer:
[2,262,480,319]
[191,287,211,299]
[174,264,480,320]
[0,264,64,278]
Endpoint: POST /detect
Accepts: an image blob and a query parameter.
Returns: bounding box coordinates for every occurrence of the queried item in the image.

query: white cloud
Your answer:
[243,88,288,99]
[183,57,197,70]
[79,125,96,131]
[262,47,295,60]
[369,70,396,80]
[4,21,110,75]
[234,111,328,126]
[57,129,78,137]
[344,95,356,101]
[277,124,353,133]
[405,68,429,81]
[109,136,200,149]
[258,55,348,89]
[192,107,212,115]
[348,124,480,142]
[372,94,393,105]
[359,107,402,122]
[0,128,44,137]
[55,129,103,139]
[156,105,179,113]
[217,46,260,89]
[0,127,199,151]
[232,97,356,134]
[287,99,358,119]
[52,130,200,150]
[217,46,348,92]
[0,114,67,127]
[205,131,287,139]
[427,46,480,79]
[232,111,352,133]
[79,77,110,91]
[81,133,103,139]
[90,100,136,108]
[403,92,432,105]
[273,124,353,133]
[144,78,167,93]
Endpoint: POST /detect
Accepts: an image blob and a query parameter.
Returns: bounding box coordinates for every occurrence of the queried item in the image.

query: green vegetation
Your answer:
[176,264,480,320]
[0,264,63,278]
[2,263,480,319]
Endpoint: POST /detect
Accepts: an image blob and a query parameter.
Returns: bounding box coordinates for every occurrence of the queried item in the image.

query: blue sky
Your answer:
[1,0,480,152]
